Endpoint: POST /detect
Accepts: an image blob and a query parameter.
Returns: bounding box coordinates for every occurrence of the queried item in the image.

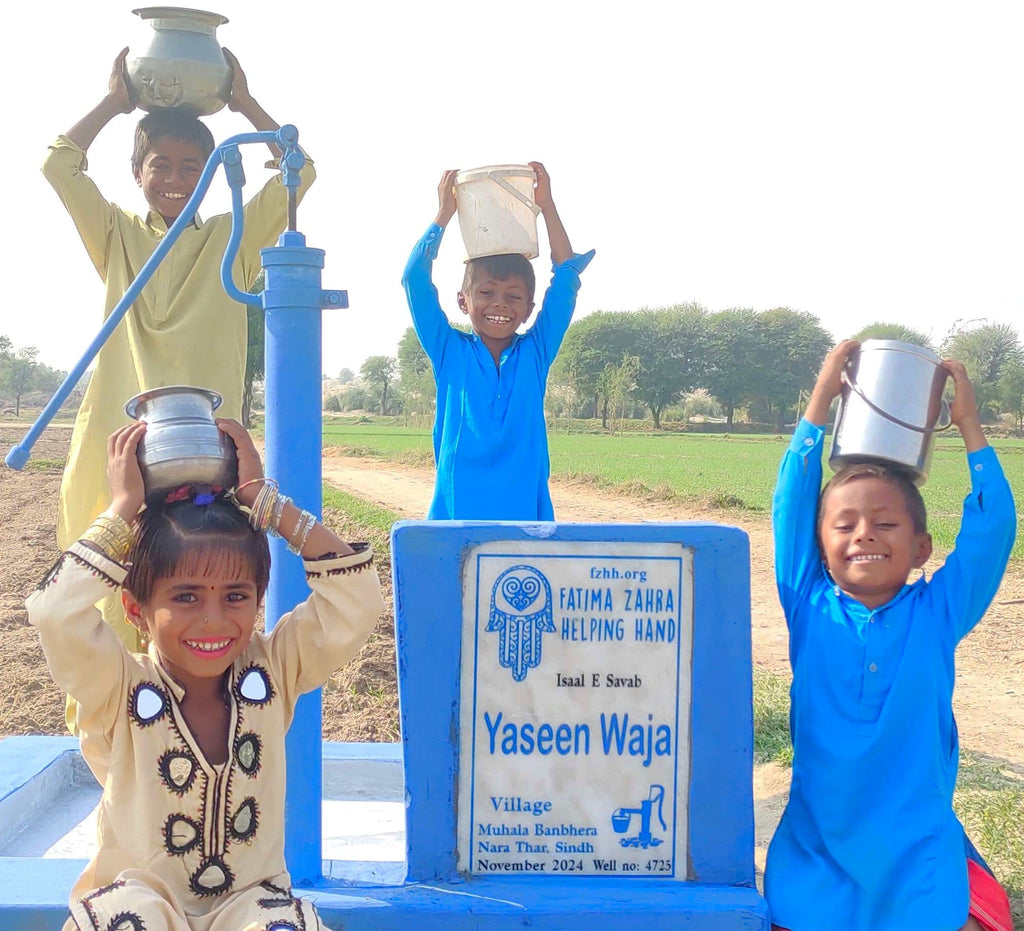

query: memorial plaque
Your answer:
[458,540,693,878]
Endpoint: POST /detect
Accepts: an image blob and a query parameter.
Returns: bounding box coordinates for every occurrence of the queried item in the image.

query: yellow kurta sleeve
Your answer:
[263,546,384,705]
[41,135,119,279]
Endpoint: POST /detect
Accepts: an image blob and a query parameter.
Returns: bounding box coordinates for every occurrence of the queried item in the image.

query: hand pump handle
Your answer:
[5,126,300,470]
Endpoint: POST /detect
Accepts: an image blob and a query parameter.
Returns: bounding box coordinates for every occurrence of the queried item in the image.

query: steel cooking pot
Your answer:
[127,7,231,115]
[124,385,237,493]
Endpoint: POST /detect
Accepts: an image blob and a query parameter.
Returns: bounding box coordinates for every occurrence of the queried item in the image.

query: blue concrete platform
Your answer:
[0,854,767,930]
[0,735,768,928]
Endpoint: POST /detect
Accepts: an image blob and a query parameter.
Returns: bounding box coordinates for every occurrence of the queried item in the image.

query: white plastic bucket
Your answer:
[455,165,541,260]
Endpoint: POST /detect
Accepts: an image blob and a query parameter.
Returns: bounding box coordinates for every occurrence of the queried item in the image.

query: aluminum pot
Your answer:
[829,339,951,485]
[127,7,231,116]
[124,385,237,493]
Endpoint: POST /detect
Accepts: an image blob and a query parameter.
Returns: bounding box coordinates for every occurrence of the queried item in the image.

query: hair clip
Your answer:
[165,484,224,506]
[191,484,223,506]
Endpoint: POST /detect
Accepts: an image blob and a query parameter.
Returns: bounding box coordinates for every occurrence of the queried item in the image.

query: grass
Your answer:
[320,418,1024,558]
[753,668,794,766]
[954,751,1024,902]
[322,421,432,459]
[753,667,1024,920]
[21,457,66,472]
[322,485,401,541]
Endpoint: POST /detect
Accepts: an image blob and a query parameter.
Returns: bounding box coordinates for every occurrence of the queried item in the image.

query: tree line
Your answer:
[0,336,69,417]
[10,304,1022,435]
[339,309,1024,434]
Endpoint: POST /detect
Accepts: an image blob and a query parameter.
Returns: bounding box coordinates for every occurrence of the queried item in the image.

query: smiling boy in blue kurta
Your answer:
[766,340,1017,931]
[402,162,594,520]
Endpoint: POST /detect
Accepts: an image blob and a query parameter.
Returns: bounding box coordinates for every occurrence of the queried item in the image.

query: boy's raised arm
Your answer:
[942,359,987,453]
[771,340,858,614]
[805,339,859,427]
[223,48,286,159]
[530,161,572,265]
[928,359,1015,641]
[434,168,458,228]
[66,48,135,152]
[401,171,459,360]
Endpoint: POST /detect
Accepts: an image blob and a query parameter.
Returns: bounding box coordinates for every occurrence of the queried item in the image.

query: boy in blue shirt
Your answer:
[402,162,594,520]
[767,339,1016,931]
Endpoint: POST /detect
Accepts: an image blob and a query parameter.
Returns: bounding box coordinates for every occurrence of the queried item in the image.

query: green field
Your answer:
[322,418,1024,559]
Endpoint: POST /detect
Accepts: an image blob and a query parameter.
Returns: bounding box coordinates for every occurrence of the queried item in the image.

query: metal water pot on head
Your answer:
[125,385,238,494]
[127,7,231,115]
[829,339,952,485]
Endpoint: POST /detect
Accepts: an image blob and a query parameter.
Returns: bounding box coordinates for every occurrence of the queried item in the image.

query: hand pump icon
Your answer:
[611,784,667,849]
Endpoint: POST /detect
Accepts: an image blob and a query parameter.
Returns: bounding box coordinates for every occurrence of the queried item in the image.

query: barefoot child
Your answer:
[45,48,315,659]
[401,163,594,519]
[27,419,383,930]
[766,340,1017,931]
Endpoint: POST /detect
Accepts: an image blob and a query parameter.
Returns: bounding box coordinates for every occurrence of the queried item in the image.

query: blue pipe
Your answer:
[260,230,347,884]
[5,127,295,469]
[219,145,262,308]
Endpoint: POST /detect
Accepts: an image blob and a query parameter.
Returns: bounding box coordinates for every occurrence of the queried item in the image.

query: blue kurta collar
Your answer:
[468,330,523,363]
[826,571,927,613]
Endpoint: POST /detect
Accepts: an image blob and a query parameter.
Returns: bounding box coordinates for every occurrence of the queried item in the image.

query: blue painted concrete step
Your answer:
[0,857,768,929]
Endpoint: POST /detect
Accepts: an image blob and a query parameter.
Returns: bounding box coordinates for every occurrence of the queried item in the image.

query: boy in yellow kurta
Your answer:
[44,48,315,654]
[27,419,384,931]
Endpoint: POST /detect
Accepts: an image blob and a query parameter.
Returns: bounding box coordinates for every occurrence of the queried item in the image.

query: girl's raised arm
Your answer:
[218,419,354,557]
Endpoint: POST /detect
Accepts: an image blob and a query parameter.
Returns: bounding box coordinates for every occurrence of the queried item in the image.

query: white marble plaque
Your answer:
[458,540,693,878]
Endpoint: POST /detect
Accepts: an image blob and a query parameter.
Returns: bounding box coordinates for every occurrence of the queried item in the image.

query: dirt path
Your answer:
[323,452,1024,770]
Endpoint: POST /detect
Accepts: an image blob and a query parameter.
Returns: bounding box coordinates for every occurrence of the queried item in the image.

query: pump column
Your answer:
[261,230,347,884]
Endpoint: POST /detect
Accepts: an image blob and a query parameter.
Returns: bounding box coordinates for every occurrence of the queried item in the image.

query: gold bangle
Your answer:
[231,478,279,531]
[235,477,270,497]
[97,510,134,543]
[249,481,279,533]
[81,516,132,562]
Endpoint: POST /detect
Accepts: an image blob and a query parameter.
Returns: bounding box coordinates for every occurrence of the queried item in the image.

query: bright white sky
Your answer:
[4,1,1022,379]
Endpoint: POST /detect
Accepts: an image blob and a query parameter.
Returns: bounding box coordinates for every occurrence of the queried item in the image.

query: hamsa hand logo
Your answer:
[487,565,554,682]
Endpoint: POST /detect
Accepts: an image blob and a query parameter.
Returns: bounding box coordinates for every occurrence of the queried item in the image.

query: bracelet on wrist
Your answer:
[81,511,135,562]
[287,509,317,555]
[232,478,280,533]
[269,493,292,537]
